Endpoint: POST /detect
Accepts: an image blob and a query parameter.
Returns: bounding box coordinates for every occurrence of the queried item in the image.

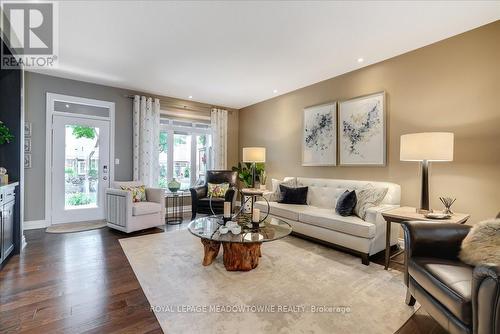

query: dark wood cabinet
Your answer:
[0,184,16,266]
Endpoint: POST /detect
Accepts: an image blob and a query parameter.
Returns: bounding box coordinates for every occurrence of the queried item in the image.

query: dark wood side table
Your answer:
[382,206,470,270]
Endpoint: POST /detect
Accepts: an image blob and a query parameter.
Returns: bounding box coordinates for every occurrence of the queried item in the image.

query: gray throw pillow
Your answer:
[354,186,388,220]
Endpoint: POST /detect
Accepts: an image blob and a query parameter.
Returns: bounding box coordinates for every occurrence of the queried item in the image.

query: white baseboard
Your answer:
[22,235,27,249]
[24,220,49,230]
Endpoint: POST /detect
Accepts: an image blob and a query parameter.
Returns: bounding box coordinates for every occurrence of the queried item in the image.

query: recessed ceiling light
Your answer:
[65,104,70,108]
[188,95,193,99]
[357,58,364,63]
[273,89,278,94]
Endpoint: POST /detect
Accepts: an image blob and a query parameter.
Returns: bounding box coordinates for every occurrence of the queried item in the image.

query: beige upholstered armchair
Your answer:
[105,181,165,233]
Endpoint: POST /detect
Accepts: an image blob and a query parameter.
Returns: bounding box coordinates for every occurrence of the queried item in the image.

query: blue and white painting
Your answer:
[302,102,336,166]
[339,92,385,165]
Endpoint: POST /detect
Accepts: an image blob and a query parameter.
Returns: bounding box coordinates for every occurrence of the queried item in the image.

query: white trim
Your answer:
[45,93,115,226]
[24,220,49,230]
[160,110,210,121]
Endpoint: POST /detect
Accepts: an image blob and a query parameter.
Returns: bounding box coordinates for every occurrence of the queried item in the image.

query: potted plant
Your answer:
[0,121,14,145]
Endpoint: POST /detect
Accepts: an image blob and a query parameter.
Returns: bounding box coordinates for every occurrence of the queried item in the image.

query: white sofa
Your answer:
[105,181,166,233]
[255,177,401,265]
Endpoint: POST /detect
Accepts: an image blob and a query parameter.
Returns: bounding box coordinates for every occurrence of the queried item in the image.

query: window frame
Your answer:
[159,118,212,189]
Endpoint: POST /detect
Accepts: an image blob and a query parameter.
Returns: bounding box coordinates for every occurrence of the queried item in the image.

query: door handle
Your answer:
[103,176,108,180]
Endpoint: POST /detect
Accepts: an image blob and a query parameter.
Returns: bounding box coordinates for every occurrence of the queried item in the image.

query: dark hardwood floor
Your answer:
[0,218,446,334]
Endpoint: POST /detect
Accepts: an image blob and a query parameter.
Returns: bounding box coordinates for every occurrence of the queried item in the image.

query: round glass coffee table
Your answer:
[188,216,292,271]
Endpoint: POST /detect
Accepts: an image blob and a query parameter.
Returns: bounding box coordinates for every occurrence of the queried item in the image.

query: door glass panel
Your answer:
[196,134,211,185]
[173,133,191,190]
[159,131,168,188]
[65,125,100,209]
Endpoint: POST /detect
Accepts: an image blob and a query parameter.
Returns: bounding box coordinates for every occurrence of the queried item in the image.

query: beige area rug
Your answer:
[120,231,419,334]
[45,220,107,233]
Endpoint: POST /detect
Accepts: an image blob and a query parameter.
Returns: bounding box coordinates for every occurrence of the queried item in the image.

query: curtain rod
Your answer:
[123,94,231,113]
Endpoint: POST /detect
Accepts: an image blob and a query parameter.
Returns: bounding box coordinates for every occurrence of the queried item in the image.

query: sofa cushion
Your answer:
[299,208,376,238]
[335,190,357,216]
[409,257,473,325]
[278,185,308,205]
[255,201,310,221]
[132,201,161,216]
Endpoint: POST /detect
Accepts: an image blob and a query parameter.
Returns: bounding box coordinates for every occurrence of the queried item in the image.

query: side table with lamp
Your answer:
[383,132,470,269]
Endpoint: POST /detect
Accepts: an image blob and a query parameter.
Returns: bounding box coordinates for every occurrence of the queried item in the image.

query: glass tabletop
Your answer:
[188,216,292,243]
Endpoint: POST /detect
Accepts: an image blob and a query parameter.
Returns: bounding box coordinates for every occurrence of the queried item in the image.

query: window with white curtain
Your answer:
[159,118,212,190]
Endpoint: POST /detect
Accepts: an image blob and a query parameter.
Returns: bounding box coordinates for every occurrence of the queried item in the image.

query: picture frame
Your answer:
[24,122,32,137]
[302,102,337,166]
[338,92,386,166]
[24,138,32,153]
[24,154,32,169]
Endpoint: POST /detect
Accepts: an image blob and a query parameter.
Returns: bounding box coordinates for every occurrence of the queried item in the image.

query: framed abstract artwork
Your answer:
[302,102,337,166]
[339,92,386,166]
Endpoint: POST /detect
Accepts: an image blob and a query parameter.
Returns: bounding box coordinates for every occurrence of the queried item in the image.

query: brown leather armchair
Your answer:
[189,170,238,220]
[402,221,499,334]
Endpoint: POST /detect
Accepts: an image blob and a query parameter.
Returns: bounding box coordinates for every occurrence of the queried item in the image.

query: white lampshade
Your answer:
[242,147,266,163]
[400,132,454,162]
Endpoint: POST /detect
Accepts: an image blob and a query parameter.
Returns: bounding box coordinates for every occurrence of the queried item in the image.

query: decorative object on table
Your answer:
[219,225,229,234]
[242,147,266,188]
[459,217,500,266]
[167,178,181,192]
[24,138,31,153]
[424,212,451,220]
[302,102,337,166]
[400,132,454,212]
[339,92,385,166]
[252,208,261,229]
[335,190,357,216]
[0,121,14,144]
[439,196,456,215]
[223,201,231,224]
[0,167,8,185]
[259,170,267,190]
[24,154,32,169]
[24,121,32,137]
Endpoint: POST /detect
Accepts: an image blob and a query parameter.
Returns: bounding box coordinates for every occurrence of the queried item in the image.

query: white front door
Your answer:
[51,115,110,224]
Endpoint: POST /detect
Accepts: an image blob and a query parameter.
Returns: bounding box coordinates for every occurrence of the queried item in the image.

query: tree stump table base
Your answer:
[200,239,262,271]
[201,239,221,266]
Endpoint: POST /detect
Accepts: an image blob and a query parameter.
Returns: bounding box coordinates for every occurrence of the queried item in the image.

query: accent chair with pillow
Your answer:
[402,219,500,334]
[190,170,238,219]
[105,181,166,233]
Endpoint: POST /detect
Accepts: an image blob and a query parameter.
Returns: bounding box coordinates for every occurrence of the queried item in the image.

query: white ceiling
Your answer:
[31,1,500,109]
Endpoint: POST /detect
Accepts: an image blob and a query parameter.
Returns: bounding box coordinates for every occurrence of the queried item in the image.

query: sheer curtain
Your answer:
[211,108,228,169]
[133,95,160,186]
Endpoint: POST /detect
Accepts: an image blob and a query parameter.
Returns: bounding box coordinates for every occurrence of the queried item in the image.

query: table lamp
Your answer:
[242,147,266,188]
[400,132,454,212]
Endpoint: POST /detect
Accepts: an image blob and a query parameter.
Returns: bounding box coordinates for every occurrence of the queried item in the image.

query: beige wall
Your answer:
[239,21,500,224]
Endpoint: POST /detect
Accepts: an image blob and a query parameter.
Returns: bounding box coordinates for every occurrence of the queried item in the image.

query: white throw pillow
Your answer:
[459,218,500,266]
[354,185,388,220]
